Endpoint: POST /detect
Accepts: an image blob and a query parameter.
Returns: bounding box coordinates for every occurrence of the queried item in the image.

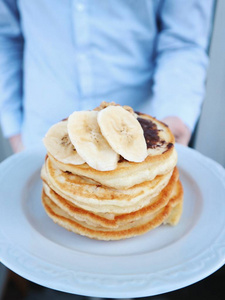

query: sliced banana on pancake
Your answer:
[43,121,85,165]
[98,106,148,162]
[67,111,119,171]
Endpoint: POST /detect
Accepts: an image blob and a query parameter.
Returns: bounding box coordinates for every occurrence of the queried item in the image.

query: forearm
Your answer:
[0,0,24,138]
[149,0,214,133]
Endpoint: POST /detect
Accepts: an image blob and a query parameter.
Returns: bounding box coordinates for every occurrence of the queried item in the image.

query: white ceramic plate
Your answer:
[0,144,225,298]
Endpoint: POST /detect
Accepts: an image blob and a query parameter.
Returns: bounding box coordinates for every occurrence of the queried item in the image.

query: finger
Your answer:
[175,135,189,146]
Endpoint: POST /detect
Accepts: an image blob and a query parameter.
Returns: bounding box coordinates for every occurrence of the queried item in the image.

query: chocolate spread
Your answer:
[137,117,161,149]
[118,116,169,163]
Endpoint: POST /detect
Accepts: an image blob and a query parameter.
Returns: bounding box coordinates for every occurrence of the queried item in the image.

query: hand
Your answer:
[9,134,24,153]
[161,116,191,146]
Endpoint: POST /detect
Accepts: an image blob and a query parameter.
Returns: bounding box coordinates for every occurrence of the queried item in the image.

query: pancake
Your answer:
[42,179,183,240]
[48,146,177,190]
[42,157,175,214]
[164,180,183,226]
[42,167,179,229]
[47,112,177,190]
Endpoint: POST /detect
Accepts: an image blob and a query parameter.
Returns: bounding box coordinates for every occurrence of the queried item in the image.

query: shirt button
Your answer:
[76,3,85,12]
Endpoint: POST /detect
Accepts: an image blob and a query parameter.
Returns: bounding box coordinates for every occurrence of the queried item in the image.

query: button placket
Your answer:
[72,0,93,100]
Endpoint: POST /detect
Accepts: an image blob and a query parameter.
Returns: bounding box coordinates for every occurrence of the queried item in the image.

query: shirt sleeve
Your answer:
[146,0,214,132]
[0,0,24,138]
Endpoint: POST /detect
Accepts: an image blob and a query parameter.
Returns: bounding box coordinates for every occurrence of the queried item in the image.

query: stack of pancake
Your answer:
[41,102,183,240]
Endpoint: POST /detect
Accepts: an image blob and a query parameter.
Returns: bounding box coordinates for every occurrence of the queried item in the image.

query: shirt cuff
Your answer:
[0,108,22,138]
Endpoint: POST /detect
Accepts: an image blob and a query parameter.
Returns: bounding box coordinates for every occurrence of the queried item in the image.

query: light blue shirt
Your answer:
[0,0,214,147]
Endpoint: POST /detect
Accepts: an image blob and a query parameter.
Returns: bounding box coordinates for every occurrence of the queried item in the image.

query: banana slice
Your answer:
[43,121,85,165]
[67,111,119,171]
[98,106,148,162]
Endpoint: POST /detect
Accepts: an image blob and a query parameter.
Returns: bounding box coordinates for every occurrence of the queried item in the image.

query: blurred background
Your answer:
[0,0,225,299]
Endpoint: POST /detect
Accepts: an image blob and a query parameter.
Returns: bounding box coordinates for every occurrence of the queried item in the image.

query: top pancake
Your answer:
[48,112,177,190]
